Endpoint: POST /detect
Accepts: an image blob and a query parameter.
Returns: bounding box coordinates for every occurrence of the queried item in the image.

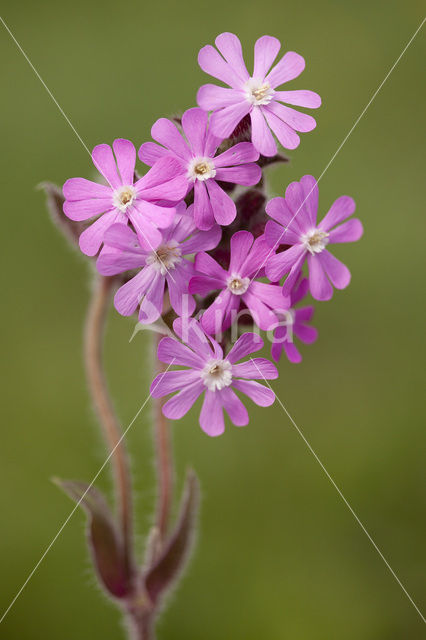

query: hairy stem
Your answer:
[84,275,134,576]
[153,332,174,542]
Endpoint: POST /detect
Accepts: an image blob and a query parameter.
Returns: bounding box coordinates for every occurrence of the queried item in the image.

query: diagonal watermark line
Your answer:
[1,15,177,281]
[249,358,426,624]
[0,16,91,156]
[249,16,426,285]
[0,359,175,625]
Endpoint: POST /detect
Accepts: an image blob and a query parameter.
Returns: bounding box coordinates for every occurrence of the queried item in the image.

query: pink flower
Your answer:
[189,230,289,335]
[197,33,321,157]
[139,108,261,230]
[150,318,277,436]
[271,276,317,363]
[96,208,221,323]
[265,175,363,301]
[63,139,187,256]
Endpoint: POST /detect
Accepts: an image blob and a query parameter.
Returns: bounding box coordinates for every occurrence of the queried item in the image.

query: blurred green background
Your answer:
[1,1,425,638]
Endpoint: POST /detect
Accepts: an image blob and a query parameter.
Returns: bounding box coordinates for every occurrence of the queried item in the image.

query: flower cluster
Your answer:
[63,32,363,436]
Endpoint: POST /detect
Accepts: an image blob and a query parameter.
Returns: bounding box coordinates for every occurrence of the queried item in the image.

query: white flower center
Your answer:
[187,157,216,182]
[301,229,330,255]
[226,273,250,296]
[244,78,274,106]
[146,241,182,276]
[113,185,137,212]
[201,359,232,391]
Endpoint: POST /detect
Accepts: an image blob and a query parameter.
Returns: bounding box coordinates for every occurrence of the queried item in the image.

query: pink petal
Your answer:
[285,180,312,231]
[151,118,191,161]
[102,222,137,251]
[112,139,136,185]
[132,201,175,229]
[274,90,321,108]
[241,291,278,330]
[250,108,277,157]
[198,44,243,89]
[63,177,111,200]
[210,101,251,139]
[92,143,121,188]
[150,369,201,397]
[137,175,188,203]
[232,379,275,407]
[78,210,121,256]
[240,234,273,275]
[265,244,306,281]
[138,275,165,323]
[189,275,224,296]
[181,108,208,156]
[167,262,196,317]
[127,209,163,251]
[214,141,259,167]
[114,266,156,316]
[299,175,319,228]
[263,108,300,150]
[205,180,236,226]
[232,358,278,380]
[328,218,363,243]
[201,289,233,336]
[264,219,300,248]
[136,156,188,190]
[138,142,168,167]
[266,197,305,235]
[194,251,227,280]
[180,224,222,255]
[282,250,308,297]
[249,281,289,311]
[63,198,113,221]
[229,230,253,273]
[266,51,305,88]
[215,32,249,82]
[319,196,356,231]
[253,35,281,79]
[220,387,249,426]
[157,337,204,368]
[307,254,333,300]
[267,101,316,132]
[162,382,204,420]
[199,390,225,437]
[283,341,302,363]
[226,332,264,363]
[215,164,261,186]
[193,180,215,230]
[173,317,219,359]
[197,84,244,110]
[294,323,318,344]
[317,250,351,290]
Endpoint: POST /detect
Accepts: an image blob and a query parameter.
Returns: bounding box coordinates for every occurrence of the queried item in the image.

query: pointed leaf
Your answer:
[144,470,199,604]
[54,478,132,598]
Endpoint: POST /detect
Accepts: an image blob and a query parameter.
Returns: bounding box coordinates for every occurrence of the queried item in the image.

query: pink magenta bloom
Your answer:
[63,139,187,256]
[96,209,221,323]
[271,276,317,363]
[139,107,261,230]
[189,230,289,335]
[150,318,278,436]
[265,175,363,301]
[197,33,321,157]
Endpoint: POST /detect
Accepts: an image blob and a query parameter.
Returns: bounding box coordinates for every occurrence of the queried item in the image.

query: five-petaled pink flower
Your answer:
[189,230,289,335]
[265,175,364,301]
[96,208,221,323]
[271,276,317,363]
[197,32,321,157]
[63,139,187,256]
[139,107,261,231]
[150,318,277,436]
